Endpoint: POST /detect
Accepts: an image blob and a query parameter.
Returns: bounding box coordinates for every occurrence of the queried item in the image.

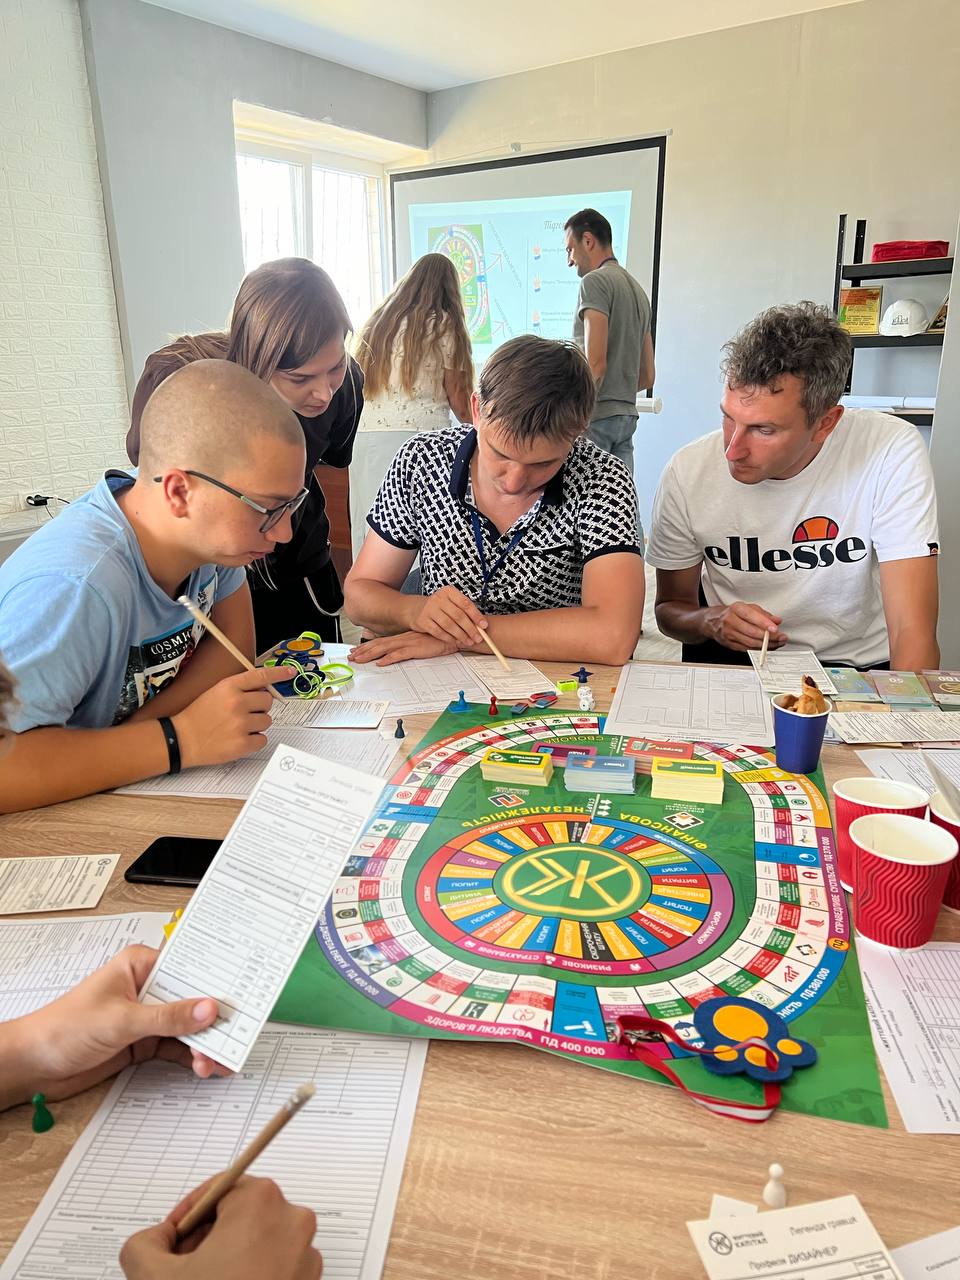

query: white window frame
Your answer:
[235,136,387,309]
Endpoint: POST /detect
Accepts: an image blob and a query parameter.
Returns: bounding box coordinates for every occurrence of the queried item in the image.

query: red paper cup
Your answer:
[929,792,960,913]
[832,777,928,892]
[850,813,958,949]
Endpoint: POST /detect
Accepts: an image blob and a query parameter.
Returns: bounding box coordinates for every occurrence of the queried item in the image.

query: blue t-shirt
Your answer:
[0,471,247,733]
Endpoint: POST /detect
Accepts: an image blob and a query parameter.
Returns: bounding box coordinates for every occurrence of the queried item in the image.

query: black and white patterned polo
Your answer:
[367,425,643,615]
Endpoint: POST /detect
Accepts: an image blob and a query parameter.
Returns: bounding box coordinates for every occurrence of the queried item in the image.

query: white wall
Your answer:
[80,0,427,390]
[929,209,960,667]
[427,0,960,523]
[0,0,129,536]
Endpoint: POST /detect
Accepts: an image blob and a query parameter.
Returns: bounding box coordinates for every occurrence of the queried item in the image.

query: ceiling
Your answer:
[142,0,865,92]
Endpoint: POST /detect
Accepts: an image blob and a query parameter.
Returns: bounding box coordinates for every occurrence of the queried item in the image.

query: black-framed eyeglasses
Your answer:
[154,470,309,533]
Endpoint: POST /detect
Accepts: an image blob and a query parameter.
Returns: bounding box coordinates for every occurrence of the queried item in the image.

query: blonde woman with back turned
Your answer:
[350,253,474,561]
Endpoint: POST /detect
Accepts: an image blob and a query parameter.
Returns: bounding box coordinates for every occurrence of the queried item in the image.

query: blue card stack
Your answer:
[563,753,636,794]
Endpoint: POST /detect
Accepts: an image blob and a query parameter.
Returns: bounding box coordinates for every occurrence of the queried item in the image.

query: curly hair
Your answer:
[721,301,852,423]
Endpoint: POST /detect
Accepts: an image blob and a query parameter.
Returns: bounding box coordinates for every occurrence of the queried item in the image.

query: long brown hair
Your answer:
[149,259,358,416]
[355,253,473,405]
[227,258,352,379]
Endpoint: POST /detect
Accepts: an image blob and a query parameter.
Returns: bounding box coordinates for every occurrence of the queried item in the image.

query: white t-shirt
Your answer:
[358,315,459,433]
[646,409,939,667]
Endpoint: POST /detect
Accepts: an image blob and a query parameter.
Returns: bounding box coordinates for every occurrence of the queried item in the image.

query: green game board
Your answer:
[274,709,886,1128]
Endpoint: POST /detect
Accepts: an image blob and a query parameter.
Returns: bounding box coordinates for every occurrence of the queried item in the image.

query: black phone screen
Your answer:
[124,836,221,887]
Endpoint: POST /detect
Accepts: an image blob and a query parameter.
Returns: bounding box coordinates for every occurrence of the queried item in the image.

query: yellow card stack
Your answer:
[650,758,724,805]
[480,748,554,788]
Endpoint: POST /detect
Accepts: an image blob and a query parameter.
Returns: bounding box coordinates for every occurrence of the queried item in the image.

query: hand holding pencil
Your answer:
[120,1174,322,1278]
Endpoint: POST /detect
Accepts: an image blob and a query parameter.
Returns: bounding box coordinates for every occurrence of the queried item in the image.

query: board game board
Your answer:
[275,709,886,1127]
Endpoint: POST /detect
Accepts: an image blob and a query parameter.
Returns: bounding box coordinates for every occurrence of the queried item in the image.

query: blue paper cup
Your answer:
[772,694,832,774]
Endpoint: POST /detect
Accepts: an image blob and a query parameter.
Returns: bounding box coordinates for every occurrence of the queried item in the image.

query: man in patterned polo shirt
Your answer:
[345,335,645,665]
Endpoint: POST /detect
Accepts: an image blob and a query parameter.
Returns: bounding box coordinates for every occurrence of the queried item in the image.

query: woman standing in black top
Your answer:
[126,258,363,650]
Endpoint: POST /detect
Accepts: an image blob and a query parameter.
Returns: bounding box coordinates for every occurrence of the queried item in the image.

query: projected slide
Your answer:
[408,191,632,362]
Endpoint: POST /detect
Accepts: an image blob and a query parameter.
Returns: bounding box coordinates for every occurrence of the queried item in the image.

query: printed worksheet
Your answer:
[0,1025,427,1280]
[462,654,551,700]
[0,855,119,915]
[688,1195,903,1279]
[138,746,384,1070]
[116,726,398,799]
[857,748,960,794]
[0,912,167,1019]
[748,646,838,696]
[323,643,486,714]
[892,1227,960,1279]
[605,663,774,745]
[831,711,960,745]
[859,939,960,1134]
[272,697,389,729]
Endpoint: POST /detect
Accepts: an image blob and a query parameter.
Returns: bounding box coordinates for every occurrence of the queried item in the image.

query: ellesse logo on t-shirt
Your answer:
[704,515,867,572]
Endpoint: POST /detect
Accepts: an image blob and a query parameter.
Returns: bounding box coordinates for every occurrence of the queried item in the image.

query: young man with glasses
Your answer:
[0,361,304,811]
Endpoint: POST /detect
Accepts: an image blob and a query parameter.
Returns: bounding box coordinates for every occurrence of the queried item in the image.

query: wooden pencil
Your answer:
[758,627,770,669]
[480,628,511,673]
[178,594,283,701]
[175,1082,315,1239]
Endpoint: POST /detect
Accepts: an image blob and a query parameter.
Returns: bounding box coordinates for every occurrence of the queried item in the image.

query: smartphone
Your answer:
[125,836,221,887]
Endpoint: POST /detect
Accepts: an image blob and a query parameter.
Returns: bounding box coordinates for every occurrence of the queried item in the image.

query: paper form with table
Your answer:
[0,913,167,1019]
[138,746,384,1071]
[0,854,119,914]
[830,711,960,745]
[748,646,838,696]
[856,749,960,794]
[323,644,488,713]
[116,726,398,799]
[688,1195,904,1279]
[0,1026,427,1280]
[605,662,774,744]
[858,939,960,1134]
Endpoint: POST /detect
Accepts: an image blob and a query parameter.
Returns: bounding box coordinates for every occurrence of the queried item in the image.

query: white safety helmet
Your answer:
[879,298,928,337]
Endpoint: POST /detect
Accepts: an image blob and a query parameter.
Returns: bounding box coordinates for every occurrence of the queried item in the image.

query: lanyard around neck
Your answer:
[470,509,529,603]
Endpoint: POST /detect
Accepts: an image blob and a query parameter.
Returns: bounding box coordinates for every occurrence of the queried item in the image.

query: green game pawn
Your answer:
[31,1092,54,1133]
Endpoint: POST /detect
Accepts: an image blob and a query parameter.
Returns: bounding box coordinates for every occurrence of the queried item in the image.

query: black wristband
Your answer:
[158,717,181,775]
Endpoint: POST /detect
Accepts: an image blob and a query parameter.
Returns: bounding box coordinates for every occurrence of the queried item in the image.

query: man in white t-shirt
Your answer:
[647,302,940,670]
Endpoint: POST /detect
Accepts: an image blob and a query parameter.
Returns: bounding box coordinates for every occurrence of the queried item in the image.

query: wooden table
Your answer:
[0,662,953,1278]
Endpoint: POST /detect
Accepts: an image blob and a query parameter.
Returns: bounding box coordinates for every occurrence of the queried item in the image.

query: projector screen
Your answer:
[390,138,666,368]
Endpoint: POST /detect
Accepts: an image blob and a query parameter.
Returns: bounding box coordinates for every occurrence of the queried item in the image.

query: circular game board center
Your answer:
[494,844,651,921]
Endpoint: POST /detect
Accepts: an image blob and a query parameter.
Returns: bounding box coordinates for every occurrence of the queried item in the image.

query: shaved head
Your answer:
[138,360,302,476]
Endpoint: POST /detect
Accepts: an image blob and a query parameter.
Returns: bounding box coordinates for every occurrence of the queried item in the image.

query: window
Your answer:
[235,141,385,331]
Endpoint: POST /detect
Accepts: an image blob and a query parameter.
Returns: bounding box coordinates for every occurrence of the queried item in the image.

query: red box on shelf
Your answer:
[871,240,949,262]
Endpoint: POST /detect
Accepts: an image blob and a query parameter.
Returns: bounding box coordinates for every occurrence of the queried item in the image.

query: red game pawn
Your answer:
[488,695,499,717]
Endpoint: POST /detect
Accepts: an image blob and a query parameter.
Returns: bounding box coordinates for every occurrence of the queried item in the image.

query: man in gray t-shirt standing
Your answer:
[565,207,655,475]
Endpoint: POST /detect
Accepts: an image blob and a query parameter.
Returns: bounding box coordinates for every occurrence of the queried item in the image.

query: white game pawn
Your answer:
[578,686,595,711]
[762,1163,787,1209]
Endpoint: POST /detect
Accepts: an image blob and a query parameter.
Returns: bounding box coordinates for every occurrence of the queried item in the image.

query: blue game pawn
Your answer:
[394,718,405,739]
[572,666,594,685]
[449,691,471,714]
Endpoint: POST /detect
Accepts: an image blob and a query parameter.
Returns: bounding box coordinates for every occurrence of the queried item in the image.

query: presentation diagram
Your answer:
[408,191,632,361]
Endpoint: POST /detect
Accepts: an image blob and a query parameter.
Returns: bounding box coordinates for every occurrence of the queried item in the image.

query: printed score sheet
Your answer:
[0,1026,426,1280]
[138,746,383,1071]
[605,662,774,745]
[0,855,119,916]
[116,727,397,800]
[0,912,167,1020]
[748,646,838,696]
[858,939,960,1134]
[688,1195,903,1279]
